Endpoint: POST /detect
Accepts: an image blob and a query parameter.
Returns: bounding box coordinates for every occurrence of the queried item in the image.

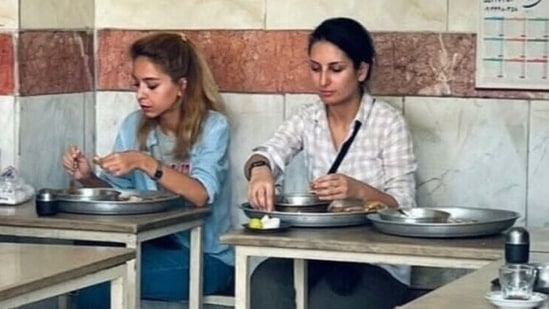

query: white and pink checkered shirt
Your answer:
[252,93,417,208]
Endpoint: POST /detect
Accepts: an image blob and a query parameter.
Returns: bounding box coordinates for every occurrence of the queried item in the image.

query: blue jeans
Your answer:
[75,240,233,309]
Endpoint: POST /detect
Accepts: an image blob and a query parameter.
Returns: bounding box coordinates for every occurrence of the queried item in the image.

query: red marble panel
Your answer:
[18,31,94,96]
[98,29,314,93]
[0,33,14,95]
[98,30,549,99]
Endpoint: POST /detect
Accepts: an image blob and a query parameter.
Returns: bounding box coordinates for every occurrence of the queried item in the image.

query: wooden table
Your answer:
[399,252,549,309]
[0,243,134,309]
[220,225,507,309]
[0,201,210,309]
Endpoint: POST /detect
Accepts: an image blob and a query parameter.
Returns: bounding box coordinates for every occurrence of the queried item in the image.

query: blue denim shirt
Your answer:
[100,110,234,266]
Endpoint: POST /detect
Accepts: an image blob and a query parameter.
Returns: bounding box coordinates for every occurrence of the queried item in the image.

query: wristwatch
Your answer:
[246,160,270,180]
[250,160,269,170]
[152,160,164,181]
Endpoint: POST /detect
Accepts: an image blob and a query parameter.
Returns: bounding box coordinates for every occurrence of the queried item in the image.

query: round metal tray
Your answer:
[57,190,181,215]
[239,203,371,227]
[367,207,520,238]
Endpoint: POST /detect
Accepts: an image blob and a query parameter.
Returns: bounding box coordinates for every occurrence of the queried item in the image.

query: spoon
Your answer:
[397,208,412,217]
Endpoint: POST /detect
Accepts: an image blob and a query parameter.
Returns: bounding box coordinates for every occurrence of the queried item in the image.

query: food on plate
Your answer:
[364,200,386,211]
[248,218,263,229]
[248,215,281,230]
[329,200,386,213]
[261,215,281,229]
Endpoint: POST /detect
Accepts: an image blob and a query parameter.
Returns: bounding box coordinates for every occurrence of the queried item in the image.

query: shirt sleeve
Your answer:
[190,113,230,205]
[381,115,417,208]
[249,110,307,179]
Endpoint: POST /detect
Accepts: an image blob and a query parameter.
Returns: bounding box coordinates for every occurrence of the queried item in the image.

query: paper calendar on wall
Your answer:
[477,0,549,90]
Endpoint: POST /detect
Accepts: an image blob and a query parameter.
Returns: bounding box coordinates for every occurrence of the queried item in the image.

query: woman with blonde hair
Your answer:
[63,32,233,307]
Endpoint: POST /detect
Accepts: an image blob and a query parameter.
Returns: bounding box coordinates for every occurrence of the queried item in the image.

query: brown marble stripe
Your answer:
[98,29,314,93]
[98,29,549,99]
[18,31,94,96]
[0,33,14,95]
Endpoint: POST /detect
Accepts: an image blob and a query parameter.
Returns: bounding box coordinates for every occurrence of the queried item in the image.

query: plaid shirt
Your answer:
[253,93,417,208]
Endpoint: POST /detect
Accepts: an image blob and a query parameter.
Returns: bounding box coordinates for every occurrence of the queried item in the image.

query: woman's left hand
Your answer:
[310,173,365,201]
[94,151,143,176]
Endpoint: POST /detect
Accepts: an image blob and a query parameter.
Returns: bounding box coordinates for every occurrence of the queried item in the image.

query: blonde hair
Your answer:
[130,32,224,158]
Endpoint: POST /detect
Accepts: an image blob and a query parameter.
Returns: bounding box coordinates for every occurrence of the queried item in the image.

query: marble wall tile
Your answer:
[0,33,14,95]
[95,0,264,29]
[19,93,93,190]
[528,100,549,228]
[266,0,447,32]
[95,91,138,156]
[97,29,549,100]
[20,0,93,29]
[97,29,313,93]
[0,96,16,171]
[222,93,284,225]
[18,31,94,96]
[448,0,478,33]
[405,97,528,224]
[0,0,18,30]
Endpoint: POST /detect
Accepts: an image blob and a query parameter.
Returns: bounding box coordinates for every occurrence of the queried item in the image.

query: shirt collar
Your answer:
[313,93,375,127]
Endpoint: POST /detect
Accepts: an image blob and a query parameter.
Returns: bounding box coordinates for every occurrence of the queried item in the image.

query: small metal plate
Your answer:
[57,190,182,215]
[240,203,371,227]
[368,207,520,238]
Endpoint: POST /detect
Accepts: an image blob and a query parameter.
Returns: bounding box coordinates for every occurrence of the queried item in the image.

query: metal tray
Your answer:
[57,190,181,215]
[239,203,371,227]
[367,207,520,238]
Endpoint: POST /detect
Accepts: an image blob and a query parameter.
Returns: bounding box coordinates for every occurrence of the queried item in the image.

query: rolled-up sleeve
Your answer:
[249,112,305,179]
[382,116,417,208]
[190,113,230,204]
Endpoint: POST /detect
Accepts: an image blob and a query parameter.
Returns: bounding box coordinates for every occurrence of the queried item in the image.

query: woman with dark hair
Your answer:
[244,17,417,309]
[62,32,233,307]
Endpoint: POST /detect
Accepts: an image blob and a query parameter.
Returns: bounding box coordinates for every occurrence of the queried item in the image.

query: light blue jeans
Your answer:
[74,240,234,309]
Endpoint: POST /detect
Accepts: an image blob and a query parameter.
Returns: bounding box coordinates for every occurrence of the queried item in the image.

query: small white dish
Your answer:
[485,291,548,309]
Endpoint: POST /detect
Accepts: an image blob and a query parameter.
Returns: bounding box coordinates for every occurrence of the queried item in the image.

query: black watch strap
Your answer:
[250,160,269,170]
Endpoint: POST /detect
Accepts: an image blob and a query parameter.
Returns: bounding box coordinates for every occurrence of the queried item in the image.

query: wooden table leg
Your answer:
[110,274,125,309]
[294,259,308,309]
[234,247,249,309]
[189,225,203,309]
[125,238,139,309]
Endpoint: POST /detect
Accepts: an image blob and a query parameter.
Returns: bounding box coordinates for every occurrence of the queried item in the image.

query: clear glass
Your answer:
[499,264,537,300]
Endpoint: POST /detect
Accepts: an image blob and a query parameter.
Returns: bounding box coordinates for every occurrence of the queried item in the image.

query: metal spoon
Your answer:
[397,208,412,217]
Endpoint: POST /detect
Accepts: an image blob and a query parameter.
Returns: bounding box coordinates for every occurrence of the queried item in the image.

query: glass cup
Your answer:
[499,264,537,300]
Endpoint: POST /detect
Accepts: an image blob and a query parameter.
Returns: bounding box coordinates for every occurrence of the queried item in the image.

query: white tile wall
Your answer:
[19,93,93,189]
[0,0,18,30]
[95,91,139,157]
[528,100,549,228]
[20,0,94,29]
[448,0,478,32]
[266,0,447,31]
[222,93,284,225]
[95,0,265,29]
[405,97,528,224]
[0,96,16,171]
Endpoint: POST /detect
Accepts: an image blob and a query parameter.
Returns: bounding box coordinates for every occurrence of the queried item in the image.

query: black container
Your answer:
[505,227,530,264]
[35,188,58,216]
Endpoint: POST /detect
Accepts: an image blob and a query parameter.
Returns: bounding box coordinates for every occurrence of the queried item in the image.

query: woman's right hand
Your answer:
[62,146,92,181]
[247,167,275,211]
